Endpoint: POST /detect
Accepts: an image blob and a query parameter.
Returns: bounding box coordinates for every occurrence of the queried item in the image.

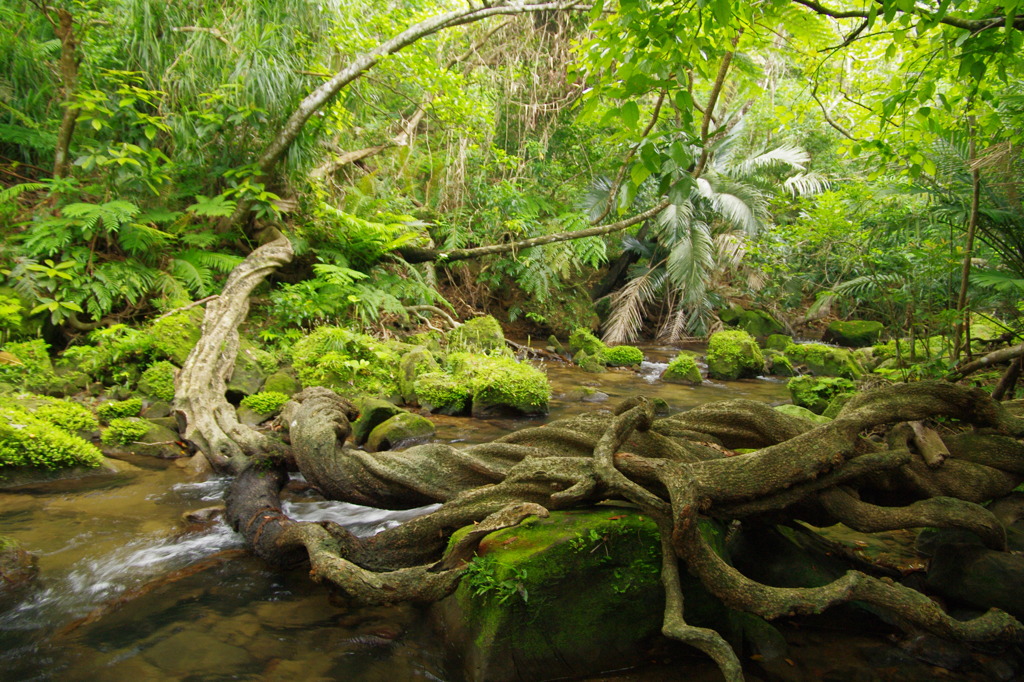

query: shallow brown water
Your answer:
[0,352,1000,681]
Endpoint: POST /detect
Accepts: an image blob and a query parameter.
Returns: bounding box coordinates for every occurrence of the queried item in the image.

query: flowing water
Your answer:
[1,350,994,680]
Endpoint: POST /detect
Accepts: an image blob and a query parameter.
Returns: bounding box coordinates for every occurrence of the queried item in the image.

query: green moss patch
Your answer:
[291,326,401,397]
[97,397,142,424]
[101,417,152,446]
[661,352,703,384]
[787,376,856,415]
[599,345,644,367]
[1,405,104,471]
[706,330,764,380]
[239,391,290,415]
[138,361,178,402]
[449,353,550,417]
[448,316,509,355]
[414,372,470,415]
[823,320,884,347]
[784,343,863,378]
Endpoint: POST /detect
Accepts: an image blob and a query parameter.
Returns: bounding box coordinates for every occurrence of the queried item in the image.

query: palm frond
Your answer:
[783,172,831,197]
[666,222,714,306]
[726,145,808,178]
[601,266,666,345]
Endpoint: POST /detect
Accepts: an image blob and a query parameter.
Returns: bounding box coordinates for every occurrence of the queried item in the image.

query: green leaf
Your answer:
[620,101,640,130]
[630,163,652,187]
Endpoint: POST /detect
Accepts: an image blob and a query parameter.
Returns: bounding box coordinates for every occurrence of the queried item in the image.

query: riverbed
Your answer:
[0,350,1000,681]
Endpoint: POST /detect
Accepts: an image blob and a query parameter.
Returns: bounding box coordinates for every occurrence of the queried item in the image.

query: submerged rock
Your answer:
[0,536,38,597]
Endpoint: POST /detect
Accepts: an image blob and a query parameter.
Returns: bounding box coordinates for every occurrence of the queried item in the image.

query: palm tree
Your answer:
[598,134,827,344]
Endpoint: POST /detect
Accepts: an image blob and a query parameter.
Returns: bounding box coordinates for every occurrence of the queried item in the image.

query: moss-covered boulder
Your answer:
[774,403,832,425]
[291,326,401,398]
[448,316,509,355]
[784,343,863,378]
[414,372,470,415]
[449,353,550,417]
[138,360,178,402]
[823,320,884,348]
[661,352,703,385]
[261,371,299,396]
[399,346,440,405]
[100,417,186,458]
[1,403,105,472]
[787,376,856,415]
[0,339,63,394]
[573,349,606,374]
[706,330,765,380]
[236,391,290,426]
[435,509,736,682]
[599,345,644,367]
[764,334,793,352]
[719,305,784,340]
[352,398,405,446]
[97,397,142,424]
[764,350,796,377]
[365,412,435,452]
[568,328,604,357]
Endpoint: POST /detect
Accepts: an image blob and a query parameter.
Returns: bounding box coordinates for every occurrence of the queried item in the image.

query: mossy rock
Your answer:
[599,345,644,367]
[0,403,105,471]
[546,335,568,356]
[448,316,509,355]
[138,361,178,402]
[823,320,884,348]
[822,392,856,419]
[574,349,606,374]
[661,352,703,385]
[399,346,440,405]
[774,403,832,425]
[449,353,550,417]
[568,328,605,357]
[719,306,784,340]
[0,339,62,395]
[414,372,470,416]
[352,399,406,446]
[435,509,735,682]
[365,412,435,452]
[764,334,793,352]
[403,330,445,354]
[787,376,856,415]
[706,330,765,380]
[784,343,863,378]
[764,350,796,377]
[290,326,401,398]
[261,371,299,396]
[101,419,185,459]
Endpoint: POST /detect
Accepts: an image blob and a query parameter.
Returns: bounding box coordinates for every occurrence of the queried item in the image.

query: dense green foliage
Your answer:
[0,0,1020,390]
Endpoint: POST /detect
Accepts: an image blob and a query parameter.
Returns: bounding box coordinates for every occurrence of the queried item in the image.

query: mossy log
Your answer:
[179,236,1024,681]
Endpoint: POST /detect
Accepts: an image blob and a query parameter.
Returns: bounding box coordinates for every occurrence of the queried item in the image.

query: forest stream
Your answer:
[0,348,1007,681]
